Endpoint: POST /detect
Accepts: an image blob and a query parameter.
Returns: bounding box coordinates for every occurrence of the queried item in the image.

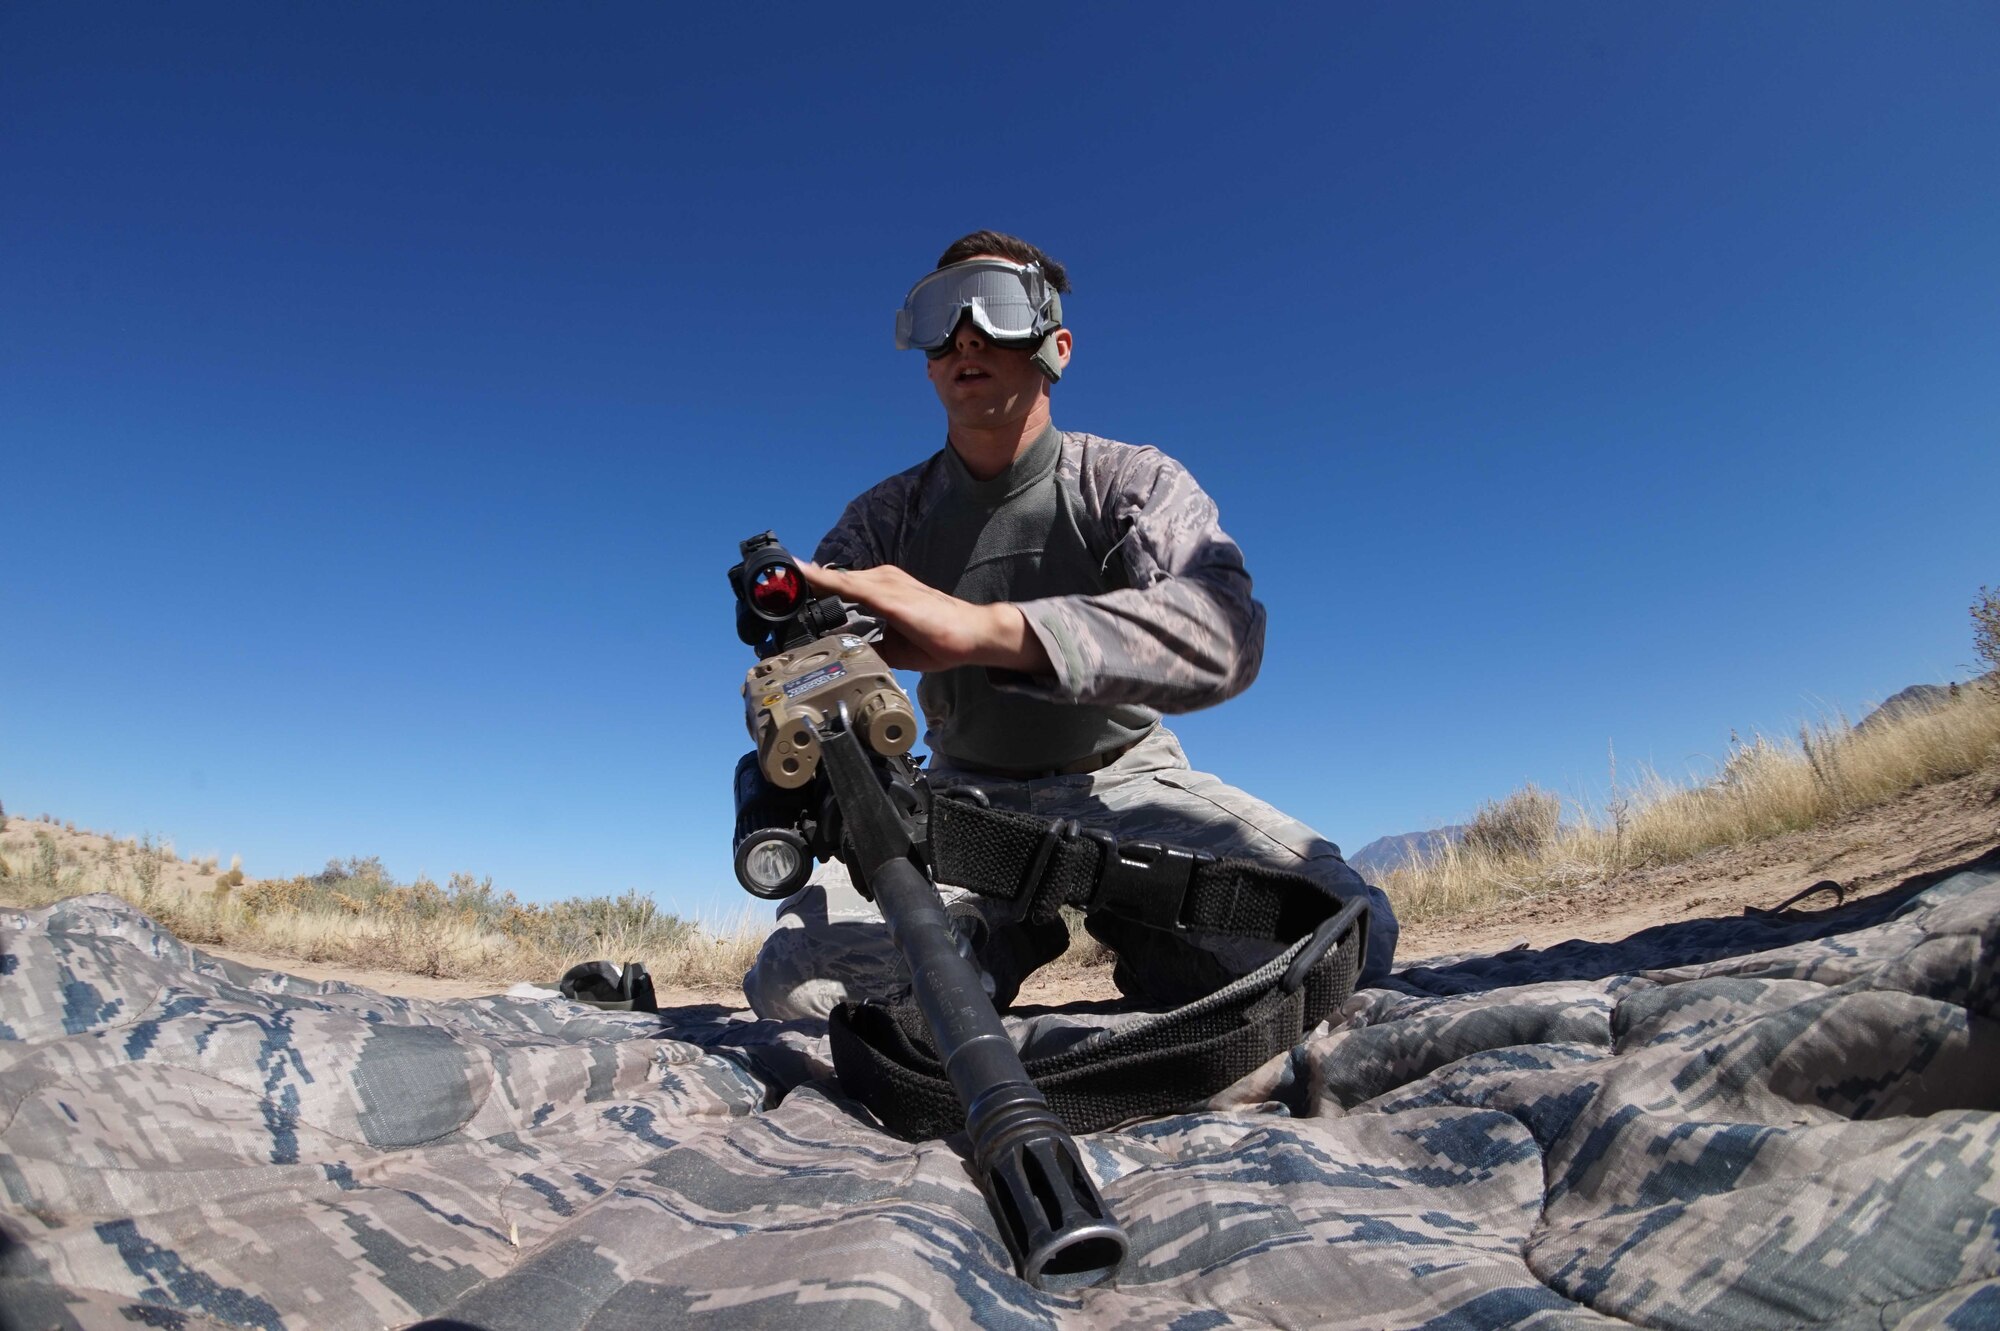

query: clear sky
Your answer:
[4,3,1995,923]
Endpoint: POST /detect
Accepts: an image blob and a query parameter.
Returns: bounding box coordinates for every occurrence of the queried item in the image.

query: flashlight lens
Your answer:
[743,836,802,890]
[751,564,802,615]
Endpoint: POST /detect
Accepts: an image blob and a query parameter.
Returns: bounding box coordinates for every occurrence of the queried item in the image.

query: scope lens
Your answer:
[739,833,805,896]
[750,564,802,615]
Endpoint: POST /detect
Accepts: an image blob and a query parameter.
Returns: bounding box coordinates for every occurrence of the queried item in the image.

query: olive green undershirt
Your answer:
[902,424,1158,770]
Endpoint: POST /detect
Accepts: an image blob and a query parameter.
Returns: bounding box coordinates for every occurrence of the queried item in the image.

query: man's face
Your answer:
[923,313,1053,433]
[920,254,1072,434]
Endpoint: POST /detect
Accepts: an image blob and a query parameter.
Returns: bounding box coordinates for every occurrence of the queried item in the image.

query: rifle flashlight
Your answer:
[735,828,811,899]
[729,750,820,899]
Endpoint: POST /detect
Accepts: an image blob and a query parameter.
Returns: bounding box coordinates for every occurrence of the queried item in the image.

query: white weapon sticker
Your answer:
[783,660,847,698]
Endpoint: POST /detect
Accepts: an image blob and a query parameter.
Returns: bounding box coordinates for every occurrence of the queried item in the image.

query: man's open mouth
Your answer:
[955,366,990,381]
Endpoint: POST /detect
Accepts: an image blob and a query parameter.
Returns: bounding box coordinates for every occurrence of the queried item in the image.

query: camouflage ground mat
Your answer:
[3,851,1998,1329]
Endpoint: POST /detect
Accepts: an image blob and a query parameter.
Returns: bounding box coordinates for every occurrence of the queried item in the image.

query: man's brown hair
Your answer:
[936,231,1071,294]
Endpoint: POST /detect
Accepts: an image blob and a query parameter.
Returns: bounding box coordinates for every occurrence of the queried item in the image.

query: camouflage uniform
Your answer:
[744,429,1398,1020]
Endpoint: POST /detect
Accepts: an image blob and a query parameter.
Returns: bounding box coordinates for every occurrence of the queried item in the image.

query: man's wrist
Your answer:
[981,603,1052,675]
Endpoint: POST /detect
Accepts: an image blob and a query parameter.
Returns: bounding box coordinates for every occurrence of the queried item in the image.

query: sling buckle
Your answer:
[1005,817,1080,924]
[1086,833,1198,931]
[1282,898,1370,995]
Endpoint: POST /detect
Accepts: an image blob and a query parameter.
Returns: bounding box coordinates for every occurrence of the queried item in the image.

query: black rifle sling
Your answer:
[828,793,1370,1138]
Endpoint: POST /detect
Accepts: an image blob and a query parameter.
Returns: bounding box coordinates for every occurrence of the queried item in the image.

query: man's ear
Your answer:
[1054,328,1073,370]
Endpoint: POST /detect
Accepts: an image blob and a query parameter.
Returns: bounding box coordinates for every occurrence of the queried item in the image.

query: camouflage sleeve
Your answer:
[1007,438,1266,712]
[810,460,932,570]
[811,495,887,571]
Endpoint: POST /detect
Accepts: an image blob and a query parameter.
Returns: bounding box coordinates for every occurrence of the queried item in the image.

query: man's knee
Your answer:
[1081,767,1401,983]
[743,924,845,1021]
[1292,854,1399,986]
[1085,913,1285,1007]
[742,879,905,1021]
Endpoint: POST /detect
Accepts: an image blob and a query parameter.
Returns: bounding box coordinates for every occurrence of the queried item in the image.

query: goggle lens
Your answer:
[896,260,1058,352]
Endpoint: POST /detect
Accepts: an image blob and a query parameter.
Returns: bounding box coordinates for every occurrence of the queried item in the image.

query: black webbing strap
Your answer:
[828,792,1371,1139]
[927,794,1342,942]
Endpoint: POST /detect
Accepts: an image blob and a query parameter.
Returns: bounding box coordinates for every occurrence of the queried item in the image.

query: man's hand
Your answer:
[800,562,1052,676]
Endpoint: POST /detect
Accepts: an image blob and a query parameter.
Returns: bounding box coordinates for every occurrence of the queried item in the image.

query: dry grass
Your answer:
[0,827,765,989]
[1378,684,2000,924]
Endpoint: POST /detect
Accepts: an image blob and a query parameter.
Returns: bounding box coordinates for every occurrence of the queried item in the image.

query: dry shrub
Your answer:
[132,837,163,895]
[1461,785,1563,860]
[494,894,751,990]
[596,910,767,991]
[241,876,314,916]
[1380,686,2000,925]
[31,835,69,900]
[379,910,509,979]
[120,857,759,989]
[1973,585,1999,688]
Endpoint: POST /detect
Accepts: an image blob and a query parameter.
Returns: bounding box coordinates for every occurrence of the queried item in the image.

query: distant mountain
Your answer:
[1857,682,1964,732]
[1347,825,1468,877]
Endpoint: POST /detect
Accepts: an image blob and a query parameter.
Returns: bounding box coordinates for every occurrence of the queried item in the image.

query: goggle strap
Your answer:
[1031,329,1064,383]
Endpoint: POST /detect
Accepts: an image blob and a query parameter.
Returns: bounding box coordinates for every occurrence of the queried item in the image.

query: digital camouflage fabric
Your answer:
[815,430,1266,720]
[3,853,1998,1330]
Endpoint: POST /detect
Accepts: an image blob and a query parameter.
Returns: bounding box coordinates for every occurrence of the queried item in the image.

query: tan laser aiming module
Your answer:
[743,633,916,787]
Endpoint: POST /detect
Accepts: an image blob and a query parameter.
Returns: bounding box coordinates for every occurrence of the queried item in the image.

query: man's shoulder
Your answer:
[818,449,952,565]
[1057,430,1190,505]
[1060,429,1182,468]
[843,448,954,518]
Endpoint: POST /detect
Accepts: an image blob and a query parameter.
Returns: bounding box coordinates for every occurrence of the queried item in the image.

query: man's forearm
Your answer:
[797,560,1054,676]
[999,580,1265,713]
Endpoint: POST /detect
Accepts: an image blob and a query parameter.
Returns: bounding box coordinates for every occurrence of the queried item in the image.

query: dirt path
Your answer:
[192,769,1998,1007]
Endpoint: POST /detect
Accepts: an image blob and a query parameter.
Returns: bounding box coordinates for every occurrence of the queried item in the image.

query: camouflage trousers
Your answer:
[743,725,1399,1021]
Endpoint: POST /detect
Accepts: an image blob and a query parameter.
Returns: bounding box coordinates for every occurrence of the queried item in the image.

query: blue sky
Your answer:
[4,3,1995,922]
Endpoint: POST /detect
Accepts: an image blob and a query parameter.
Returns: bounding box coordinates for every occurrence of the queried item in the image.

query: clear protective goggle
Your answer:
[894,258,1064,357]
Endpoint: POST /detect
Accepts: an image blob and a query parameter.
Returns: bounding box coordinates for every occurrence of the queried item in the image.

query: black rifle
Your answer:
[728,532,1128,1290]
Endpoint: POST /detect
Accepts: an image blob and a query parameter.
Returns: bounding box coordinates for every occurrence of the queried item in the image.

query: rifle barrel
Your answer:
[814,719,1128,1290]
